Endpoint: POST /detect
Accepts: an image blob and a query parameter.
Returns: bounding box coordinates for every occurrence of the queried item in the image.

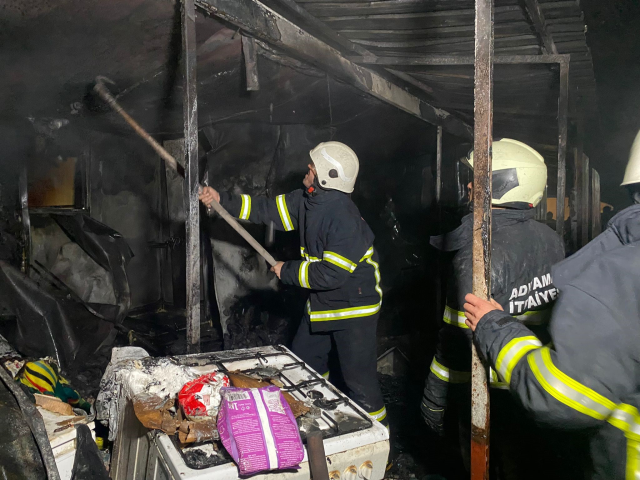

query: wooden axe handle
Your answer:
[93,77,278,268]
[207,199,278,267]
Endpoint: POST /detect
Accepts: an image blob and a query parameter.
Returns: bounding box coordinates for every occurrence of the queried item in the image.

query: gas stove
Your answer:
[110,345,389,480]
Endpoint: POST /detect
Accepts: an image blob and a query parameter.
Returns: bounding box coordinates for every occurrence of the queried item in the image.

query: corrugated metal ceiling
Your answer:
[278,0,596,159]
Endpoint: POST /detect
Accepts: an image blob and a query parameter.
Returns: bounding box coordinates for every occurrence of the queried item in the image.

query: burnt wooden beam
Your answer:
[196,0,472,139]
[471,0,494,477]
[386,68,433,94]
[242,35,260,91]
[183,0,201,354]
[19,166,31,275]
[348,54,570,66]
[522,0,558,54]
[270,1,436,103]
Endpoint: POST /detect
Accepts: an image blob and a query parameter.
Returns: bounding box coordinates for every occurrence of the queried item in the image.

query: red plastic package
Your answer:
[178,372,230,420]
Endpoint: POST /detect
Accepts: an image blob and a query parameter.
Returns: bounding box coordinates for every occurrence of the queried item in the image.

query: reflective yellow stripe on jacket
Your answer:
[323,251,357,272]
[300,247,320,262]
[298,261,311,289]
[608,404,640,480]
[495,336,543,385]
[496,337,640,478]
[307,246,382,322]
[239,194,251,220]
[276,195,294,231]
[528,347,616,420]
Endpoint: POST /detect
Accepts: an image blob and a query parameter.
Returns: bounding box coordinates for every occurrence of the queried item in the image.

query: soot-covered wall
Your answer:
[87,132,166,310]
[196,104,448,350]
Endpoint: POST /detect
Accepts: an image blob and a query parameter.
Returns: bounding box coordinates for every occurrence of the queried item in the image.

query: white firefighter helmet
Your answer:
[466,138,547,208]
[621,130,640,186]
[309,141,359,194]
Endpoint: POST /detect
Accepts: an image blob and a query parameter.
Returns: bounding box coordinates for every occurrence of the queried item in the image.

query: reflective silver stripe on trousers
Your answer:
[369,406,387,422]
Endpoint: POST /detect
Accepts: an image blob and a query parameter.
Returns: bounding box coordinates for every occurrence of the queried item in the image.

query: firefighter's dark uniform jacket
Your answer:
[218,188,382,332]
[423,209,565,415]
[474,204,640,480]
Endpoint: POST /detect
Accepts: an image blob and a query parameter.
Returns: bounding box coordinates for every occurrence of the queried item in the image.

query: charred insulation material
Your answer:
[0,375,47,479]
[0,260,115,373]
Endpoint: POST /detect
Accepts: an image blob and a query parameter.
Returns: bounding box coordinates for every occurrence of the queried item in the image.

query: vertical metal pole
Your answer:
[472,0,493,478]
[581,155,590,246]
[570,147,578,251]
[435,126,444,326]
[573,127,584,249]
[555,60,569,237]
[436,126,443,204]
[183,0,200,353]
[19,166,31,275]
[591,169,601,238]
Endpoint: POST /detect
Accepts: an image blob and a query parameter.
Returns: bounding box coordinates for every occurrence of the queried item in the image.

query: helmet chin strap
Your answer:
[305,176,321,196]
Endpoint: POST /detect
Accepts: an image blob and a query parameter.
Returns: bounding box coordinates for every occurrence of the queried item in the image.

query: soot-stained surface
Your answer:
[582,0,640,210]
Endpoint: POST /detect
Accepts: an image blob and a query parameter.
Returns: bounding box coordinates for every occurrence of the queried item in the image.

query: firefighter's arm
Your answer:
[212,189,301,232]
[279,219,365,290]
[472,286,629,429]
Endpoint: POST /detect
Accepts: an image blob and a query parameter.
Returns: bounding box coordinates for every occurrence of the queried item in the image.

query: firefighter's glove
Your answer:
[421,398,445,437]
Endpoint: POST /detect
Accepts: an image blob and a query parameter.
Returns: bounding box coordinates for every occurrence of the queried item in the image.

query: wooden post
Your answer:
[522,0,558,55]
[183,0,201,353]
[242,35,260,91]
[471,0,493,478]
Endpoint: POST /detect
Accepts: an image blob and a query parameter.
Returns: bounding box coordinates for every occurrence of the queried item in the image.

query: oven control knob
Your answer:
[359,461,373,479]
[343,465,358,480]
[329,470,341,480]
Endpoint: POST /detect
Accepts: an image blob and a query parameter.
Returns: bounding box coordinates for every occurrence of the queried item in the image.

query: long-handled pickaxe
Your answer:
[93,76,277,267]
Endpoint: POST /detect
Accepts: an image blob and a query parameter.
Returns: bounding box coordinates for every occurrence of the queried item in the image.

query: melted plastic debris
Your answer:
[179,441,232,470]
[96,347,199,441]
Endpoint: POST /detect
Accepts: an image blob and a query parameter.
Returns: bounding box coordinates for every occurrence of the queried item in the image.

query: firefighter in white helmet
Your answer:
[422,139,566,479]
[463,132,640,479]
[200,141,387,426]
[622,129,640,204]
